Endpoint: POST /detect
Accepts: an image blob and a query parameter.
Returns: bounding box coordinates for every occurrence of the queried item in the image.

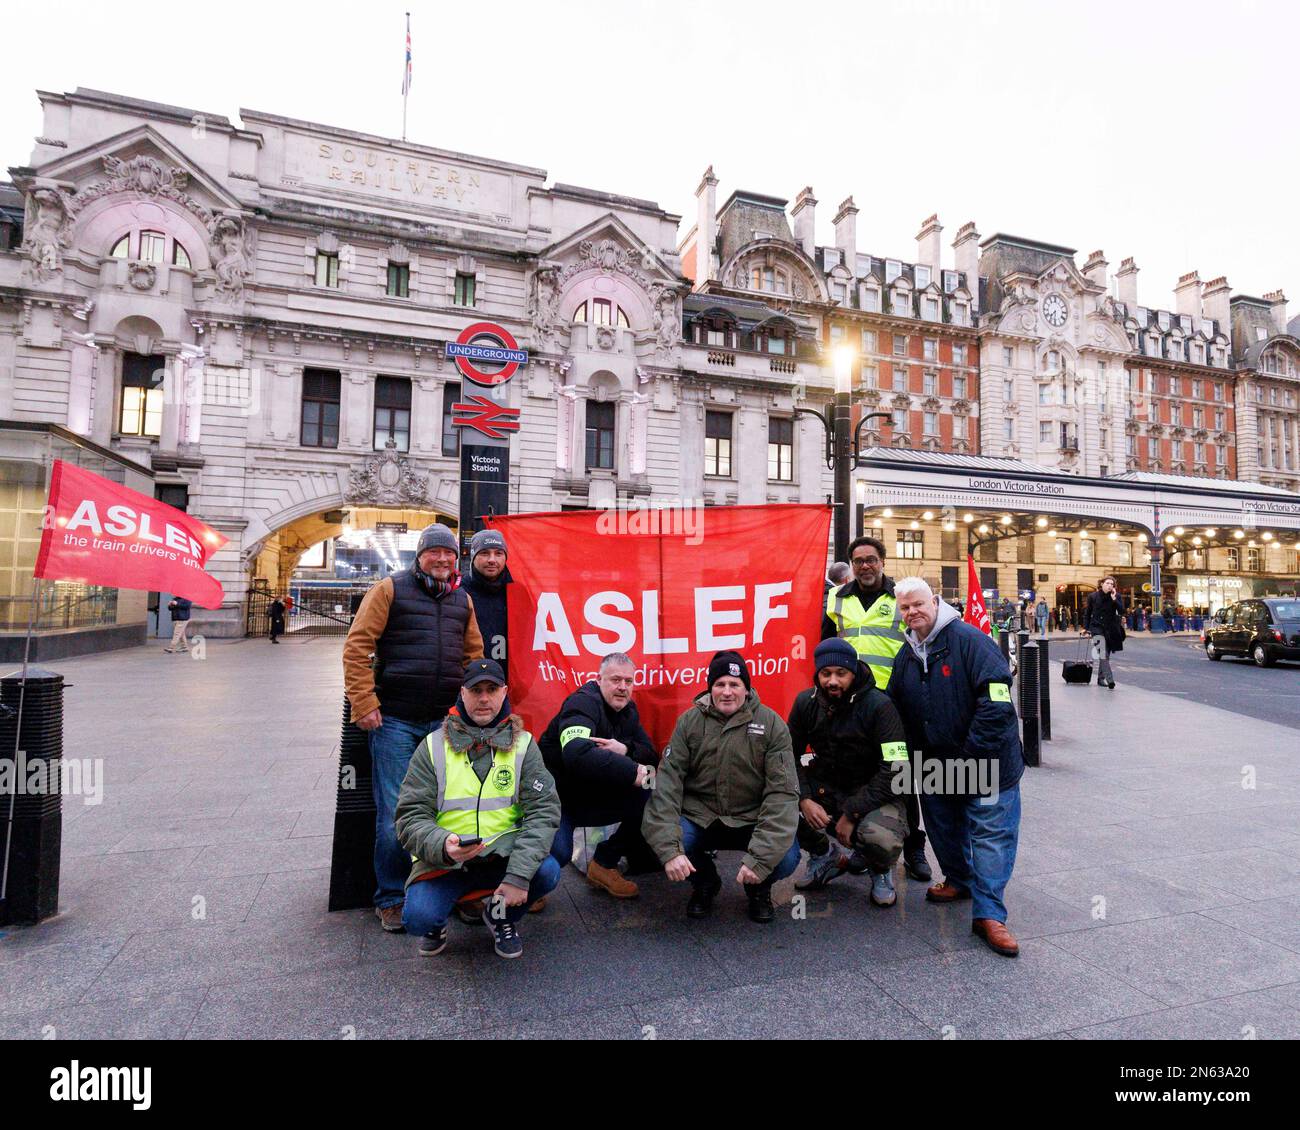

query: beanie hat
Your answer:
[415,523,459,556]
[814,638,858,675]
[707,650,751,692]
[470,528,507,561]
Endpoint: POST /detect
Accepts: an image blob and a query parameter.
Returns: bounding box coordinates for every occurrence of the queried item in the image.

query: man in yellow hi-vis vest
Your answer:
[396,659,560,959]
[821,535,931,884]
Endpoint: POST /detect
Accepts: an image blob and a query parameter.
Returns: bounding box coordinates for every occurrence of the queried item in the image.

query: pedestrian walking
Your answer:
[1035,597,1049,637]
[163,596,192,653]
[269,595,285,644]
[1083,575,1126,690]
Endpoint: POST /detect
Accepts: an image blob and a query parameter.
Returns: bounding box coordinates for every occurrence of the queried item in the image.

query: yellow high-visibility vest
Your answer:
[425,728,530,843]
[825,585,906,690]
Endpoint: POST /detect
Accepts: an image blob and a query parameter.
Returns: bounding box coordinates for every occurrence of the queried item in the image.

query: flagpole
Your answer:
[0,574,42,903]
[401,11,410,142]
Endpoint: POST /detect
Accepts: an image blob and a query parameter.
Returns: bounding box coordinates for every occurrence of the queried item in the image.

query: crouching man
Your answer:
[396,659,561,959]
[789,639,912,907]
[642,651,800,923]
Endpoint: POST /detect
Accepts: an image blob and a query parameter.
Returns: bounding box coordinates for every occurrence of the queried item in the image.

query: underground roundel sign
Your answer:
[445,322,529,386]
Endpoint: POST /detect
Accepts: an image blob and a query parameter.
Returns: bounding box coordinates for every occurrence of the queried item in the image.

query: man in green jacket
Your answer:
[642,650,800,923]
[395,659,561,959]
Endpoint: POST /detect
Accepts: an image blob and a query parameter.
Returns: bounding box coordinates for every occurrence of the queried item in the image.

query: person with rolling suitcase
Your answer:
[1082,576,1126,690]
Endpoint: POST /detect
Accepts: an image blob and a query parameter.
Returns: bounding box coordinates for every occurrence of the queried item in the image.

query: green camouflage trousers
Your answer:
[797,799,907,871]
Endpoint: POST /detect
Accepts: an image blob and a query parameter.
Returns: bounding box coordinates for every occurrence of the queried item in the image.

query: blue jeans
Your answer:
[402,856,561,933]
[920,782,1021,923]
[679,818,801,888]
[368,716,440,909]
[549,791,651,870]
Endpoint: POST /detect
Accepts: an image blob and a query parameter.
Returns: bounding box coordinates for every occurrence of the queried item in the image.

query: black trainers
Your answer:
[903,846,932,882]
[686,877,722,919]
[481,904,523,959]
[845,849,871,875]
[744,882,775,923]
[419,926,448,956]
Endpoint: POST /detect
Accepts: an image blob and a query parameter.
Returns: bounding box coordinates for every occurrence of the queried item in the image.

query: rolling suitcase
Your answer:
[1061,636,1094,684]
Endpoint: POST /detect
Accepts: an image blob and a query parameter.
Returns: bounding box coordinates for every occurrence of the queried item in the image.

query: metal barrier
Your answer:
[245,585,369,638]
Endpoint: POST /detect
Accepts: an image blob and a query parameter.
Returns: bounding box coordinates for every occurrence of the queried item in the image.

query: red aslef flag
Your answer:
[488,503,831,748]
[963,553,992,636]
[34,459,227,608]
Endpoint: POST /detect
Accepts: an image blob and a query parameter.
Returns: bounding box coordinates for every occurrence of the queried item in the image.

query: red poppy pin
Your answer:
[941,664,952,677]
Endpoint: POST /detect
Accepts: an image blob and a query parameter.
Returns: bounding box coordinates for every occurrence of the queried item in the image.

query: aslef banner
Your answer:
[34,459,228,608]
[488,503,831,747]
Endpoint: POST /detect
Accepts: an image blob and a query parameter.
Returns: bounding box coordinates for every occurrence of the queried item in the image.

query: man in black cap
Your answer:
[642,651,800,923]
[788,638,911,907]
[539,652,658,898]
[343,522,484,933]
[396,658,561,959]
[462,528,511,666]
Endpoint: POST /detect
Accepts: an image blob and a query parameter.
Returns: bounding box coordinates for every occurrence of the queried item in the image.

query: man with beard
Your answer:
[462,529,511,665]
[344,523,484,933]
[788,639,910,906]
[822,535,931,884]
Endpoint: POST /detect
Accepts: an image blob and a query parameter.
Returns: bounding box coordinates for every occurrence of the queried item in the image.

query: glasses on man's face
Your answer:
[852,556,881,567]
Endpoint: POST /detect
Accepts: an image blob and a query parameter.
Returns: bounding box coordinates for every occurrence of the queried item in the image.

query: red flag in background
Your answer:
[34,460,228,608]
[488,504,831,748]
[963,553,992,636]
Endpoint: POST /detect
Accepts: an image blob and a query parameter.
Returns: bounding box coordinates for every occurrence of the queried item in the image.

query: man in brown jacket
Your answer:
[343,523,483,932]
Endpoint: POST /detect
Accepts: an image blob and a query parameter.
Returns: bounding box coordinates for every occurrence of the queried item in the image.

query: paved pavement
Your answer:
[1,634,1299,1040]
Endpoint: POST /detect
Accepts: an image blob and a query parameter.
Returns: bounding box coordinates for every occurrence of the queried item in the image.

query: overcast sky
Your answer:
[6,0,1297,310]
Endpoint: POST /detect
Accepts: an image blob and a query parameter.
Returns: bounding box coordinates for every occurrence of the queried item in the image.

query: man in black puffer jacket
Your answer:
[539,653,659,899]
[787,638,912,907]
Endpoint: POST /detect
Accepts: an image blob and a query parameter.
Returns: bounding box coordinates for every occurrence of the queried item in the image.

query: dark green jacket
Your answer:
[395,712,559,891]
[642,688,799,882]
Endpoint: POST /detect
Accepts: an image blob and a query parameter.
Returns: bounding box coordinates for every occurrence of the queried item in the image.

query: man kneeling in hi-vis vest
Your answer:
[396,659,561,959]
[822,534,932,886]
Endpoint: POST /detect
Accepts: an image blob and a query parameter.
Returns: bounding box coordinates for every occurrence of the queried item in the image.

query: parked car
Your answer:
[1203,599,1300,666]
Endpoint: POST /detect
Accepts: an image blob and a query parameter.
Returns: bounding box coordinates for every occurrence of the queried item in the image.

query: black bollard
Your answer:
[1037,637,1051,741]
[0,668,65,926]
[1018,641,1041,767]
[327,695,378,912]
[998,627,1011,665]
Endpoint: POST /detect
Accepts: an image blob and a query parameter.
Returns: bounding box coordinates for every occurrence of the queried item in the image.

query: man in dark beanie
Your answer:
[463,528,511,666]
[344,522,484,933]
[787,638,911,907]
[642,650,800,923]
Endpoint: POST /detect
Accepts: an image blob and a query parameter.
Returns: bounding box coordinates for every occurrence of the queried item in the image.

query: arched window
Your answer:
[106,228,192,268]
[572,300,630,328]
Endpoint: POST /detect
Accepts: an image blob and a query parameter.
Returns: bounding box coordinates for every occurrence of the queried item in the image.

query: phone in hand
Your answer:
[455,835,483,849]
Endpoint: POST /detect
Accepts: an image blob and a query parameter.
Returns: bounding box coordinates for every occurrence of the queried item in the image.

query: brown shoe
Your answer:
[455,897,485,925]
[527,896,547,914]
[586,860,639,899]
[375,904,405,933]
[925,881,972,903]
[972,918,1020,957]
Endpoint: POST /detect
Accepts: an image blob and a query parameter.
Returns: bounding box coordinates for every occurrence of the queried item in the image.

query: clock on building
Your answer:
[1043,294,1068,327]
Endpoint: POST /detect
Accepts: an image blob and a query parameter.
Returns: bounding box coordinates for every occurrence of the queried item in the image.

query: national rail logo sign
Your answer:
[445,322,528,386]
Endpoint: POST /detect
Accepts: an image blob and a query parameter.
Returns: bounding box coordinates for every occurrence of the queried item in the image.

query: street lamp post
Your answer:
[794,346,891,561]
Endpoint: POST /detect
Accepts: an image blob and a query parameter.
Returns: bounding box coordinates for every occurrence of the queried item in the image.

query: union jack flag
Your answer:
[402,13,412,96]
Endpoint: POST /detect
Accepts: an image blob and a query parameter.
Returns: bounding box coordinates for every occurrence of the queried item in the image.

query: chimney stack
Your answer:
[792,186,817,260]
[1116,257,1139,308]
[833,196,858,266]
[1082,250,1108,290]
[1174,271,1202,319]
[1263,289,1289,336]
[952,221,980,311]
[916,214,943,273]
[694,166,719,287]
[1202,276,1231,330]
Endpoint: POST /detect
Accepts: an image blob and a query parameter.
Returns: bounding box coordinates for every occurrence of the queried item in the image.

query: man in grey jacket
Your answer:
[395,659,560,959]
